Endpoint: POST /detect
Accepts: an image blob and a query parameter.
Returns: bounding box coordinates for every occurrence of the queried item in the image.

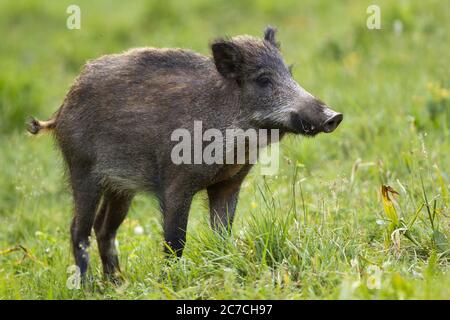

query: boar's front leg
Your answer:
[207,166,251,233]
[161,188,194,257]
[207,181,241,233]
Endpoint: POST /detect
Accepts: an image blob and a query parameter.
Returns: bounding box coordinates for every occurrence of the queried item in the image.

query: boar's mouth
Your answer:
[289,114,321,137]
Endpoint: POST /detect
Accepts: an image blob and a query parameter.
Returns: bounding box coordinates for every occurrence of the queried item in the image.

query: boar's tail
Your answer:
[26,116,57,135]
[27,104,63,135]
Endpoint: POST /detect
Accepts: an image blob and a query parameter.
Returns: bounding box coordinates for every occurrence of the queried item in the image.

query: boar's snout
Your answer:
[322,111,343,133]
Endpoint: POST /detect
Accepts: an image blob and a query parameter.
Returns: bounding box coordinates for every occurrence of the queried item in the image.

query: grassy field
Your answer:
[0,0,449,299]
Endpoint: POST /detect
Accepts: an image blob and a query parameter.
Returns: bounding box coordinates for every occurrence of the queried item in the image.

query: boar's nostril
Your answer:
[323,113,343,133]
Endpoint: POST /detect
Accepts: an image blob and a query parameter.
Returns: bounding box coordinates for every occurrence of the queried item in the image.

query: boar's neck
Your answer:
[200,76,243,131]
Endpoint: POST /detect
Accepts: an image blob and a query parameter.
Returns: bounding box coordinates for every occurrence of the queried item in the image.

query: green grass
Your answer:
[0,0,449,299]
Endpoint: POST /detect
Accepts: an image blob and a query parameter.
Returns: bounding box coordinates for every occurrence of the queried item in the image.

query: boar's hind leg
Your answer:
[161,190,194,258]
[94,191,133,278]
[69,166,102,278]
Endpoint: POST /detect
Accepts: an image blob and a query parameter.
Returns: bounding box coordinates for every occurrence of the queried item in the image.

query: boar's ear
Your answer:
[264,26,280,49]
[211,40,243,79]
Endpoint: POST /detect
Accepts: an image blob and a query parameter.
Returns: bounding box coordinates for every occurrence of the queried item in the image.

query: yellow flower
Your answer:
[283,270,290,286]
[381,185,399,226]
[250,201,258,209]
[412,95,424,104]
[426,82,449,101]
[343,52,360,72]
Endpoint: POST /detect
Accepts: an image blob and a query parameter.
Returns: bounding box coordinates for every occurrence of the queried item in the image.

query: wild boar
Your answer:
[27,26,342,279]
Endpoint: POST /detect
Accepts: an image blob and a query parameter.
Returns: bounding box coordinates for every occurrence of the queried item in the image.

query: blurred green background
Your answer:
[0,0,448,299]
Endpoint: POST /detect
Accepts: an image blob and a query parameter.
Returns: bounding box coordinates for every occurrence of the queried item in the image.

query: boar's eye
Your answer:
[255,75,272,88]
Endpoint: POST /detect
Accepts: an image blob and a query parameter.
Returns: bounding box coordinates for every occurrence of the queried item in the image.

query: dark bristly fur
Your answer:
[27,26,342,279]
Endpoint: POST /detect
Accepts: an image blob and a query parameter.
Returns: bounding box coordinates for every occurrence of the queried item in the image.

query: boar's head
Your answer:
[211,26,343,136]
